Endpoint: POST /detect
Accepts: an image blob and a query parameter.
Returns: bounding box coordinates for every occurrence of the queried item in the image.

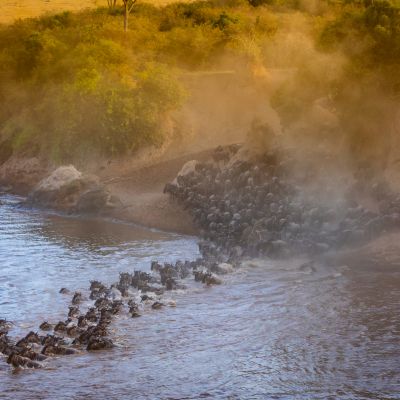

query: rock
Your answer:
[75,187,117,214]
[35,165,82,192]
[27,165,84,209]
[26,165,121,215]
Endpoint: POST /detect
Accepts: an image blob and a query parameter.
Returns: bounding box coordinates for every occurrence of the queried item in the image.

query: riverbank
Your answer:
[3,134,400,265]
[96,150,214,235]
[0,150,214,235]
[3,137,400,257]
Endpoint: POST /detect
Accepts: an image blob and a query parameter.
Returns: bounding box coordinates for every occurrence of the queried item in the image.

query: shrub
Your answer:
[0,1,281,162]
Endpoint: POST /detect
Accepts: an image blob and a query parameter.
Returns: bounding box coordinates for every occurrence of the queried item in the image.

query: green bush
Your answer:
[0,1,280,162]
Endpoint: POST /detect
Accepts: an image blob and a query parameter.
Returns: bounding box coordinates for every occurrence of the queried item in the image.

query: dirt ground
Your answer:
[96,150,212,235]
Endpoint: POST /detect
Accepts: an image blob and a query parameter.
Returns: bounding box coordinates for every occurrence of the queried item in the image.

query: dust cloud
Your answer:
[170,8,400,201]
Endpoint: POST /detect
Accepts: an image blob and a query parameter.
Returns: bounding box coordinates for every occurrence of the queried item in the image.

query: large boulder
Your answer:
[28,165,85,209]
[34,165,82,193]
[27,165,121,214]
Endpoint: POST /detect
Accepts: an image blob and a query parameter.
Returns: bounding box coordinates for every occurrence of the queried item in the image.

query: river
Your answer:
[0,194,399,399]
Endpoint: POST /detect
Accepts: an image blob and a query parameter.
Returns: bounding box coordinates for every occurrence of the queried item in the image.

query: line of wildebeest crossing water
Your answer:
[2,142,400,370]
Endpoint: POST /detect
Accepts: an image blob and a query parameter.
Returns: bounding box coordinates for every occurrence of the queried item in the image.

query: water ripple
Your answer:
[0,194,399,399]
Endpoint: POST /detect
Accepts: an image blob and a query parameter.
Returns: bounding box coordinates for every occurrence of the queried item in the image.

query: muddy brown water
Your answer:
[0,194,399,399]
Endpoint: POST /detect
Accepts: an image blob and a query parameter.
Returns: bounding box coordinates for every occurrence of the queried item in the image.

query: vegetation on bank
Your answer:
[0,0,279,162]
[0,0,399,165]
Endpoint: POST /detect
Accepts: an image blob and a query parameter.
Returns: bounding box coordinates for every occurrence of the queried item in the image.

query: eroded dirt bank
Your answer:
[0,150,212,235]
[96,151,213,235]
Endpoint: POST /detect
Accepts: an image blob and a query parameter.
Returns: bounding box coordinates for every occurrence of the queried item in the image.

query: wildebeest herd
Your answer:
[165,144,400,259]
[0,257,231,370]
[2,142,400,370]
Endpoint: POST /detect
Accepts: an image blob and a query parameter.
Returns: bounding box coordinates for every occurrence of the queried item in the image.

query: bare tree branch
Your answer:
[107,0,118,9]
[122,0,137,31]
[107,0,117,8]
[128,0,137,13]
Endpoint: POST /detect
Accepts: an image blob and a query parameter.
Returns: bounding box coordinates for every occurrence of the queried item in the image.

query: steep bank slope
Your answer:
[97,150,212,235]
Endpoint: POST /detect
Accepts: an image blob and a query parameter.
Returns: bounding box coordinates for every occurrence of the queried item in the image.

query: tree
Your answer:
[107,0,117,8]
[122,0,137,32]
